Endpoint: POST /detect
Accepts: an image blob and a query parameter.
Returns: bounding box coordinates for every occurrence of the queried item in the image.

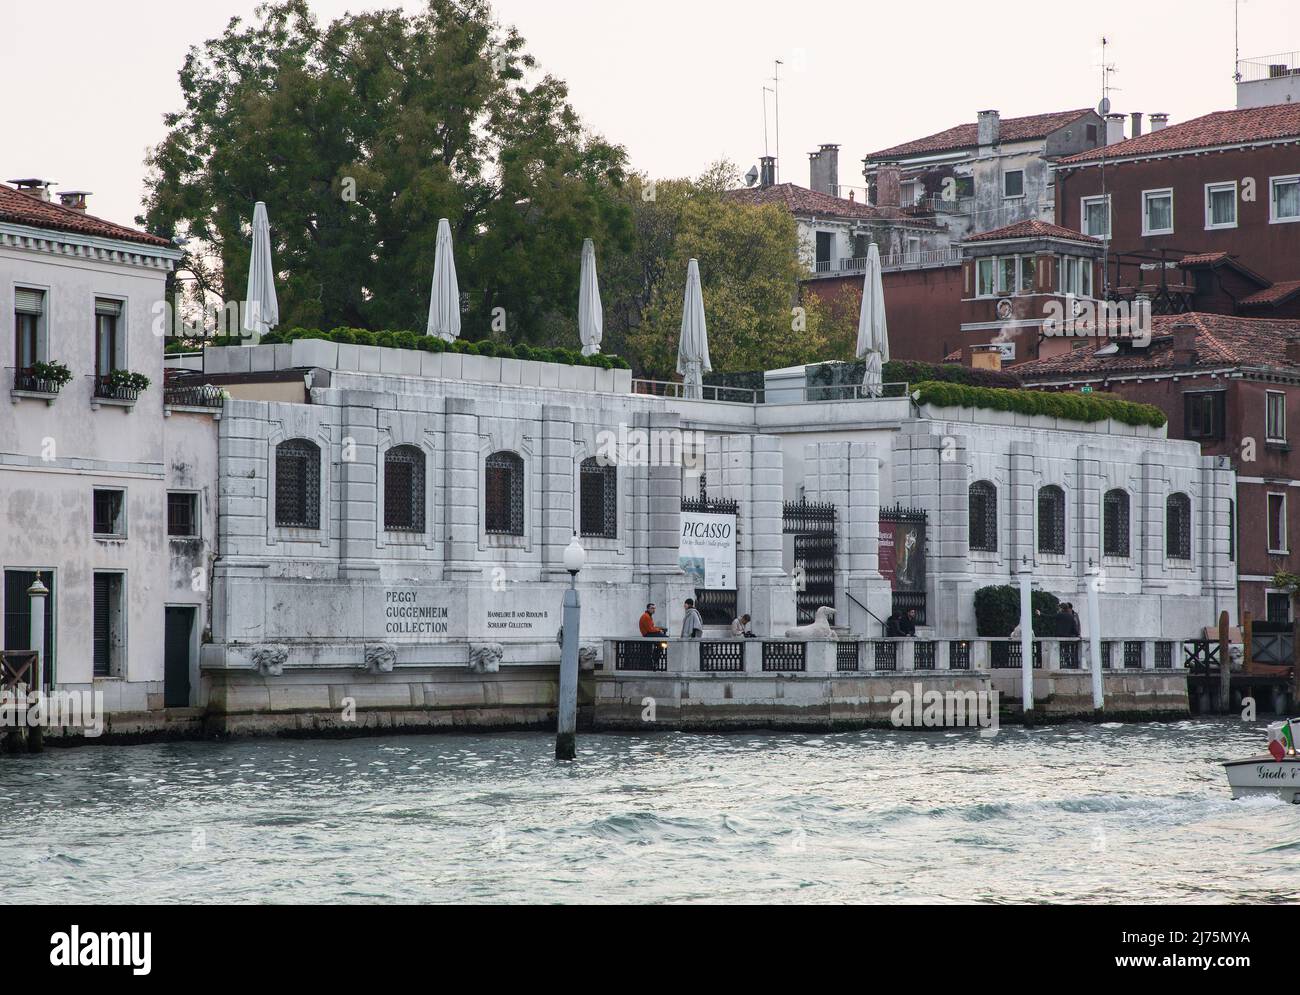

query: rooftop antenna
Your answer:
[1233,0,1244,81]
[762,84,773,158]
[771,59,783,183]
[1097,37,1117,302]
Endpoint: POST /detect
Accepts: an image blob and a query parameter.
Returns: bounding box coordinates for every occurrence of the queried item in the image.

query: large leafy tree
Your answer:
[142,0,630,341]
[607,163,854,377]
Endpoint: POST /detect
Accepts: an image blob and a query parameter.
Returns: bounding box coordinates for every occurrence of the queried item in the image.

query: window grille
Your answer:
[485,451,524,535]
[275,439,320,528]
[1038,485,1065,554]
[579,458,617,538]
[385,446,425,532]
[1166,493,1191,560]
[1103,489,1129,557]
[969,481,997,552]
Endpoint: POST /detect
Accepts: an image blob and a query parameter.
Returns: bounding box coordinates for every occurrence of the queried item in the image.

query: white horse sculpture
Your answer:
[784,606,836,640]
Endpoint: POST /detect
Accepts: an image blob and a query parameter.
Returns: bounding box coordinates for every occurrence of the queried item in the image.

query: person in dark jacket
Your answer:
[899,608,918,637]
[1055,602,1081,637]
[885,611,904,637]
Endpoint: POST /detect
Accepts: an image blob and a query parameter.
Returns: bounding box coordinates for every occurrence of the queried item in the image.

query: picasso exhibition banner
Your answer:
[679,511,737,590]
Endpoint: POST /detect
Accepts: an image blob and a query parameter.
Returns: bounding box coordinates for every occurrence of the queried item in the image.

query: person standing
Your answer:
[639,603,666,637]
[681,598,703,639]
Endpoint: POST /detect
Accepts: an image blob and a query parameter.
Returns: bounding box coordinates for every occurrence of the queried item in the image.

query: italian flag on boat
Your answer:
[1267,720,1295,761]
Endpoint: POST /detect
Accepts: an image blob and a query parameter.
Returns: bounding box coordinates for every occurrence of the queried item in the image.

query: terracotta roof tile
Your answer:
[1240,279,1300,307]
[724,182,939,226]
[1059,103,1300,164]
[0,184,174,248]
[865,109,1094,161]
[963,219,1102,244]
[1015,313,1300,378]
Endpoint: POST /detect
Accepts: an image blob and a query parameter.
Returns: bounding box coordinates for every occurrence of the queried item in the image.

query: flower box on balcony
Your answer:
[10,361,72,405]
[91,370,151,410]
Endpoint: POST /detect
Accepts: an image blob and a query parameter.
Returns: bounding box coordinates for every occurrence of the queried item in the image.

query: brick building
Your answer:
[1054,102,1300,313]
[1017,312,1300,622]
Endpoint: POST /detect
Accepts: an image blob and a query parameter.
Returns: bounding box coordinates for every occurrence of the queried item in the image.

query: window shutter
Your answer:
[14,288,44,314]
[95,298,123,317]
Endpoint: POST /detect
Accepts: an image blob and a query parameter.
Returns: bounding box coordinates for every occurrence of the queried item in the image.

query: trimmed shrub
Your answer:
[910,380,1167,428]
[328,328,356,344]
[974,585,1061,637]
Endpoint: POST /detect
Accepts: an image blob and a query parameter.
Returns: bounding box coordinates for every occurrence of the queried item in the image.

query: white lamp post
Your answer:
[1018,556,1034,714]
[27,573,49,752]
[556,535,586,760]
[1087,557,1104,711]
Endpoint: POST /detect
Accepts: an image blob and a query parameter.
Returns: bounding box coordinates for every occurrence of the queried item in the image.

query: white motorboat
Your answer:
[1224,719,1300,801]
[1224,755,1300,802]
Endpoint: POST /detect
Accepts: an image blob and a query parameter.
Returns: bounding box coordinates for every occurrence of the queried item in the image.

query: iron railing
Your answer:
[163,383,225,408]
[1060,640,1082,669]
[914,641,936,670]
[762,642,806,672]
[873,641,898,672]
[12,367,63,394]
[1237,52,1300,83]
[836,641,860,672]
[699,641,745,673]
[93,378,140,402]
[615,640,668,672]
[949,641,971,670]
[992,640,1043,669]
[632,379,910,405]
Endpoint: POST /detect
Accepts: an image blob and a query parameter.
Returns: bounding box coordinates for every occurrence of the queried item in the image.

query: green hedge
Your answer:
[911,380,1167,428]
[974,585,1061,637]
[806,359,1021,397]
[253,327,630,369]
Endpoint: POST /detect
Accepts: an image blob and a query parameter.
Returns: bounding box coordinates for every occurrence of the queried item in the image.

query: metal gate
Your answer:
[785,499,836,625]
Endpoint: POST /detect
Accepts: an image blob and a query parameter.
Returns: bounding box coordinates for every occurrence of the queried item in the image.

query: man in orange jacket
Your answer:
[639,603,667,637]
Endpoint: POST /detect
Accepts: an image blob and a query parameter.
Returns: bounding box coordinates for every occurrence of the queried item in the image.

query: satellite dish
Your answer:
[745,165,759,187]
[1097,96,1111,116]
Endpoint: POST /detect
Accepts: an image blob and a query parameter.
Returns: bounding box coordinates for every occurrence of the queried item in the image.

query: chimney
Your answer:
[875,163,902,208]
[1149,113,1169,132]
[971,344,1004,372]
[808,143,840,196]
[759,155,776,189]
[977,110,1000,149]
[57,190,91,212]
[9,178,54,202]
[1130,112,1143,138]
[1170,321,1198,366]
[1105,113,1126,145]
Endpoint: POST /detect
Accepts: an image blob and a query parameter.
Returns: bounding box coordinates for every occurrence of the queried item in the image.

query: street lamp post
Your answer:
[556,534,586,761]
[1087,557,1104,712]
[27,573,49,753]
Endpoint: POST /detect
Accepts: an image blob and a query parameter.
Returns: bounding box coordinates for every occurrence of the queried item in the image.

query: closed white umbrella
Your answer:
[856,241,890,396]
[242,201,279,342]
[578,238,603,357]
[676,258,711,399]
[426,218,461,342]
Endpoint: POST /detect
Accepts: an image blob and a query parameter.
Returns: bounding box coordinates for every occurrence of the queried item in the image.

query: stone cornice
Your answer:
[0,221,181,271]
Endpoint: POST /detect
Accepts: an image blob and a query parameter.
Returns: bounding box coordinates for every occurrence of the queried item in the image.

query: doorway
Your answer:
[164,606,195,707]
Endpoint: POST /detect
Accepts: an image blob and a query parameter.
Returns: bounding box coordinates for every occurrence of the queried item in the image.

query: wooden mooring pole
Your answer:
[1218,610,1232,714]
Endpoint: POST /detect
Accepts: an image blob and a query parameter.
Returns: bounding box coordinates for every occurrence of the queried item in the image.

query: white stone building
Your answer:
[0,180,214,714]
[168,339,1236,730]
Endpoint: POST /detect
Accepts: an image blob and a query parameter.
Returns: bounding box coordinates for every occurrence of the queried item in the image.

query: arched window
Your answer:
[1166,492,1191,560]
[579,457,617,538]
[485,451,524,536]
[385,445,425,532]
[969,480,997,552]
[1103,489,1130,557]
[275,439,320,528]
[1038,485,1066,555]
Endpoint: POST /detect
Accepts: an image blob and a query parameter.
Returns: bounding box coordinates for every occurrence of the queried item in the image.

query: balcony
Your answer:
[809,245,962,279]
[163,383,226,413]
[9,366,64,405]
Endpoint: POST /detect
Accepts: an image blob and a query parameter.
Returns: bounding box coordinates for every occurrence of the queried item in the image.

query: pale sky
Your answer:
[2,0,1296,230]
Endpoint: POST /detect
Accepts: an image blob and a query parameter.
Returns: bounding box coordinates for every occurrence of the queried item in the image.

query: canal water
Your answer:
[2,718,1296,904]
